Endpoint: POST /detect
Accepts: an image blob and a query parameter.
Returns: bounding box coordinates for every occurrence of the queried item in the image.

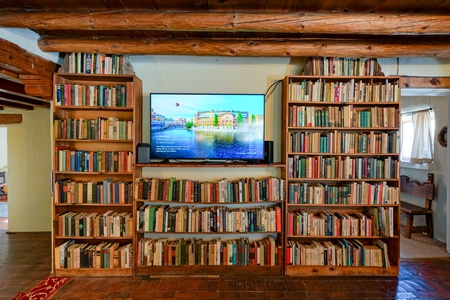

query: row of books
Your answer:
[286,239,390,268]
[288,105,398,128]
[302,57,383,77]
[55,240,132,269]
[288,181,398,205]
[136,204,282,233]
[289,131,398,154]
[54,179,133,204]
[135,177,286,203]
[137,236,281,267]
[54,148,133,173]
[288,155,399,180]
[55,83,130,107]
[65,52,124,75]
[287,207,394,237]
[56,210,133,237]
[54,117,133,140]
[289,78,398,103]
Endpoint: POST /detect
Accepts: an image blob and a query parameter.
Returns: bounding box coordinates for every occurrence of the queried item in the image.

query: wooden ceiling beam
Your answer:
[0,39,56,78]
[0,99,34,110]
[1,11,450,36]
[0,114,22,124]
[0,89,51,107]
[0,38,57,103]
[38,38,450,58]
[401,77,450,89]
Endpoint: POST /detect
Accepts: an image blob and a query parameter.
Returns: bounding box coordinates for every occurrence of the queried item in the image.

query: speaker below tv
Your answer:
[263,140,273,164]
[136,143,150,164]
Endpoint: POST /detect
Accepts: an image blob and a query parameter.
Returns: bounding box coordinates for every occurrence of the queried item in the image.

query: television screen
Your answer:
[150,93,265,162]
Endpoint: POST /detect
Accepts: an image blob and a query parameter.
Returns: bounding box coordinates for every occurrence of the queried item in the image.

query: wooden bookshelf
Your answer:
[52,72,142,277]
[133,175,286,276]
[282,74,401,276]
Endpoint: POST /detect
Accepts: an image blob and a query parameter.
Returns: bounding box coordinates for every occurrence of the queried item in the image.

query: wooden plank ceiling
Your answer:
[0,0,450,57]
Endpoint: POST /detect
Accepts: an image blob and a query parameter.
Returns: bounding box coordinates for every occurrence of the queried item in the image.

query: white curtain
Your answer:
[410,110,433,164]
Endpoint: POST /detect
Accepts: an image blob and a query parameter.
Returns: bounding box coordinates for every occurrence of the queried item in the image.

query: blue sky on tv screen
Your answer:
[151,94,264,119]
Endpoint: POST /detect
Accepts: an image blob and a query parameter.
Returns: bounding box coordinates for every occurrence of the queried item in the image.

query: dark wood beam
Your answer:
[1,11,450,35]
[0,89,51,107]
[0,100,33,110]
[38,38,450,58]
[0,114,22,124]
[0,77,26,94]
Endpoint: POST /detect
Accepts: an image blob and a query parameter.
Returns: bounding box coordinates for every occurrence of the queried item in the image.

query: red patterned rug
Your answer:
[12,277,69,300]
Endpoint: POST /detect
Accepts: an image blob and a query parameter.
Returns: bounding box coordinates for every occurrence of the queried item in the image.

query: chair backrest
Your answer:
[400,173,435,210]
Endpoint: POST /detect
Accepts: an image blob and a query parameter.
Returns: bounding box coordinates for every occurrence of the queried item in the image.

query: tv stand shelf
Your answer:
[136,162,286,168]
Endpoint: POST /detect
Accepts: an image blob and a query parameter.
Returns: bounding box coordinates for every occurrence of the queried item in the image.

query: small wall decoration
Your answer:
[438,126,447,147]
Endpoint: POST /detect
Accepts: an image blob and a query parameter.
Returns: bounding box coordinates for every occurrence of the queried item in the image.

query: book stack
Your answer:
[286,238,389,267]
[59,52,133,75]
[136,205,282,233]
[55,83,130,107]
[135,176,285,203]
[55,241,133,269]
[301,57,384,77]
[137,236,282,267]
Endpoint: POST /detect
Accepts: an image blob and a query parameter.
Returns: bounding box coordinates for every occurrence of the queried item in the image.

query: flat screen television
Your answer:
[149,93,265,162]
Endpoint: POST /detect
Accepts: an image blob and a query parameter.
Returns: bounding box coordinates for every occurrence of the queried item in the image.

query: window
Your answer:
[400,109,435,163]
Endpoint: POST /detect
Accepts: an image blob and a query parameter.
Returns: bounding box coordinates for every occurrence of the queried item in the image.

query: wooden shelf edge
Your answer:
[55,203,133,206]
[135,265,282,276]
[54,236,133,240]
[286,204,398,207]
[135,200,284,205]
[137,231,282,235]
[286,235,400,239]
[285,265,399,276]
[54,267,132,277]
[55,105,133,111]
[55,139,133,143]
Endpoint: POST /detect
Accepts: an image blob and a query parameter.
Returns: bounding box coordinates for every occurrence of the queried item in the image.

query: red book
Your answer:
[276,206,282,232]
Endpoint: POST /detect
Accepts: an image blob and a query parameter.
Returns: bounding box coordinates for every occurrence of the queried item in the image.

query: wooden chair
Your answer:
[400,173,435,239]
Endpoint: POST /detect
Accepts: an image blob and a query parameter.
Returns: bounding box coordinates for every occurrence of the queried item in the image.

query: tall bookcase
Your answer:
[282,74,400,276]
[52,73,142,277]
[133,164,286,276]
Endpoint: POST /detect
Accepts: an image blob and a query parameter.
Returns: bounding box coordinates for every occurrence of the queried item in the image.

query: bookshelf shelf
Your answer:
[287,178,399,182]
[287,235,399,239]
[135,200,284,205]
[285,265,398,276]
[283,74,400,276]
[55,236,133,240]
[138,231,282,235]
[286,204,398,208]
[55,204,133,207]
[54,171,133,175]
[55,139,133,143]
[135,265,282,277]
[54,106,134,111]
[52,70,142,277]
[55,268,133,277]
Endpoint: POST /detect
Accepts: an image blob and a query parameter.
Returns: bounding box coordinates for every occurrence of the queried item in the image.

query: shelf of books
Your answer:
[282,73,401,277]
[52,69,142,277]
[133,176,286,276]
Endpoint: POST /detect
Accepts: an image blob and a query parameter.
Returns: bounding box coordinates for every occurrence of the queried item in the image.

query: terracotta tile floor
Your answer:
[1,231,450,299]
